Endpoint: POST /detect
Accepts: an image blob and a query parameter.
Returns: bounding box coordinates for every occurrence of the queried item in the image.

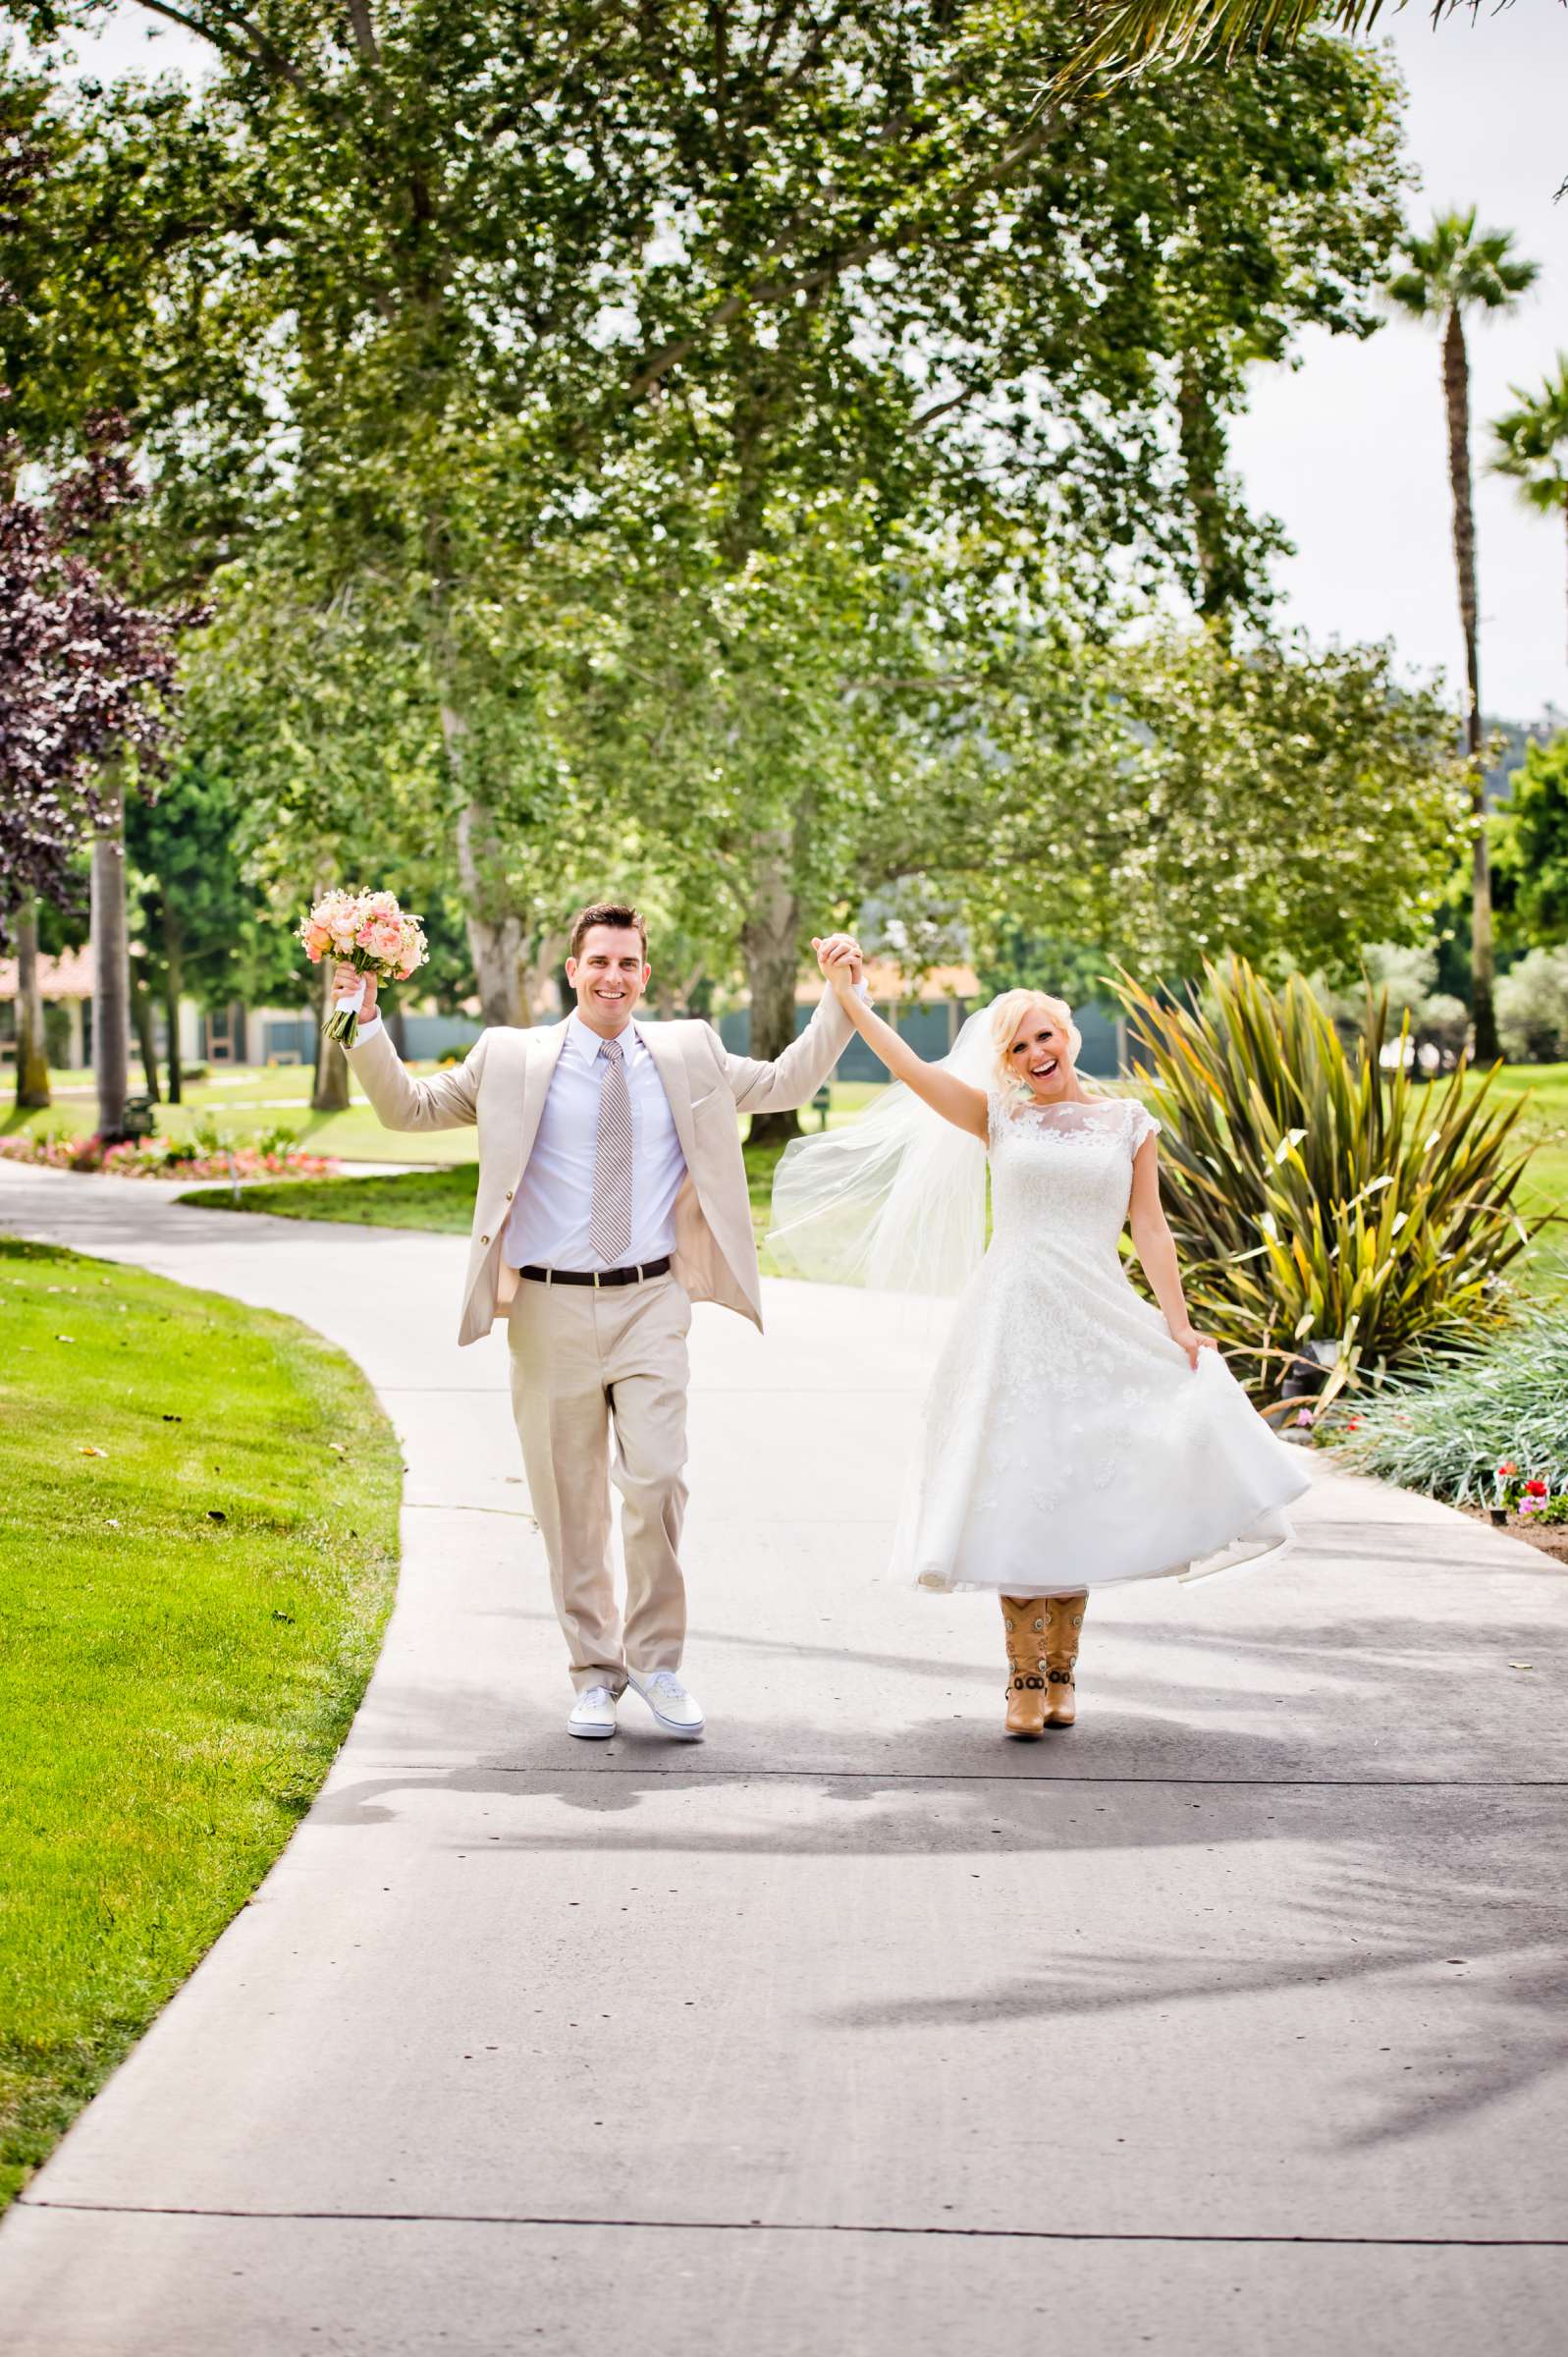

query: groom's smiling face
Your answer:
[567,924,651,1037]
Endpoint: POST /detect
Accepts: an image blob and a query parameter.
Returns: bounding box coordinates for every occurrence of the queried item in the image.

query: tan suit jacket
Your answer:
[347,996,854,1345]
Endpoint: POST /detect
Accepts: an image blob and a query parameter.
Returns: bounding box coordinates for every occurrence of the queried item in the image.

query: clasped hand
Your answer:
[813,933,862,997]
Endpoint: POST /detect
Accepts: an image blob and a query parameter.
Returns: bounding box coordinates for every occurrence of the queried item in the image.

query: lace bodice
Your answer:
[987,1092,1159,1262]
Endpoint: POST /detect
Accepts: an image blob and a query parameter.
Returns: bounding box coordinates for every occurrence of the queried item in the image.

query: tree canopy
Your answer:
[2,3,1460,1053]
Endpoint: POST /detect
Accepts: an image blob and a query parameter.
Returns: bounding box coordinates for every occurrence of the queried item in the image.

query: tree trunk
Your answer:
[1443,304,1498,1059]
[312,958,351,1112]
[1176,356,1237,622]
[522,929,568,1021]
[90,778,132,1140]
[163,900,184,1103]
[14,901,50,1109]
[446,701,527,1027]
[130,971,162,1102]
[741,841,803,1147]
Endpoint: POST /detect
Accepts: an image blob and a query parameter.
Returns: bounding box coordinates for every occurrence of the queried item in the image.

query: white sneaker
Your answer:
[567,1684,618,1740]
[625,1669,705,1739]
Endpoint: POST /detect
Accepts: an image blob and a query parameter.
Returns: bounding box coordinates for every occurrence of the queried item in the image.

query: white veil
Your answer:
[767,1004,1002,1295]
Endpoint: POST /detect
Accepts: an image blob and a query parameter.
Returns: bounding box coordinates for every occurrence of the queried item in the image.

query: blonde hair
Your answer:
[988,990,1083,1092]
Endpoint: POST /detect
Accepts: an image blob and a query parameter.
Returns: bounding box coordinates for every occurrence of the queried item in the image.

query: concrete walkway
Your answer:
[0,1161,1564,2356]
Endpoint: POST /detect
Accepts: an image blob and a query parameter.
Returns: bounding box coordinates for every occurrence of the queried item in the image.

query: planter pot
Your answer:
[1488,1507,1509,1527]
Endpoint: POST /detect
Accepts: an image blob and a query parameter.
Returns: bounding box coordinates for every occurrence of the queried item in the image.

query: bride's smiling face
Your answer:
[1008,1005,1078,1101]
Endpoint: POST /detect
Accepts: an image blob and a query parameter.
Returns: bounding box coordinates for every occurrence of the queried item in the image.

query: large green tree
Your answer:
[123,757,300,1101]
[9,4,1408,1078]
[932,626,1469,984]
[1494,732,1568,951]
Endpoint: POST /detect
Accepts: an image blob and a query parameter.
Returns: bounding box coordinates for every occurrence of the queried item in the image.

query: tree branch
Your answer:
[343,0,381,65]
[127,0,307,90]
[911,390,975,432]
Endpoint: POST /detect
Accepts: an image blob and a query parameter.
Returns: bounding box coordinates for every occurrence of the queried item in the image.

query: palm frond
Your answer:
[1054,0,1493,92]
[1490,355,1568,509]
[1388,208,1541,317]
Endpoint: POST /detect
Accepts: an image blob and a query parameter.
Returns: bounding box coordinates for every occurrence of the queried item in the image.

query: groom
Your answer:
[339,903,864,1741]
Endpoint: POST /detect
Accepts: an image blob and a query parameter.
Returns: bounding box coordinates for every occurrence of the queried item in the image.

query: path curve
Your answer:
[0,1161,1564,2356]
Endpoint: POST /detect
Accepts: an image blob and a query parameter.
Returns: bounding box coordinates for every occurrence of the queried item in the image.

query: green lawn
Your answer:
[4,1066,892,1171]
[191,1163,481,1232]
[183,1140,797,1263]
[1461,1063,1568,1304]
[0,1238,401,2211]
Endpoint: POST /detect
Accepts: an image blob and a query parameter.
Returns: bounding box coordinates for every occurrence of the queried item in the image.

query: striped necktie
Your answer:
[588,1033,634,1264]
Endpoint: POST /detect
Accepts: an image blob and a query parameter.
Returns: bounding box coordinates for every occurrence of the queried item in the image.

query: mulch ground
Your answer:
[1457,1505,1568,1568]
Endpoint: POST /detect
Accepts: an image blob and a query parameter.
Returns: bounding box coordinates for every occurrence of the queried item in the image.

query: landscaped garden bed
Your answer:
[0,1126,336,1182]
[1328,1318,1568,1566]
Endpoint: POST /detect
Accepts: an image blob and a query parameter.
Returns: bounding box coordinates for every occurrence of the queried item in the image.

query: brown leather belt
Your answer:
[516,1257,672,1288]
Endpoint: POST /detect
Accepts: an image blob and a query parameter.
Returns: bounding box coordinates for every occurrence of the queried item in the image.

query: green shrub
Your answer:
[1331,1317,1568,1504]
[1112,956,1535,1409]
[1497,946,1568,1063]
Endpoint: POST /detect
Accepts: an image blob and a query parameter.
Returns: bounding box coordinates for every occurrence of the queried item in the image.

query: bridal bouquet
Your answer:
[298,888,428,1049]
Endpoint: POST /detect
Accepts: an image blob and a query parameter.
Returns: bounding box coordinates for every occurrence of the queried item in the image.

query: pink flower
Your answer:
[1295,1407,1315,1428]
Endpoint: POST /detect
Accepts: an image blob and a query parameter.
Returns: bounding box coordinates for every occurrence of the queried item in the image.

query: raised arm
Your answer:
[346,1023,486,1130]
[331,964,486,1131]
[720,931,863,1116]
[817,943,987,1141]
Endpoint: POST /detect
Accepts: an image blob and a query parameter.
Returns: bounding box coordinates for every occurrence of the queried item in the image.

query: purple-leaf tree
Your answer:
[0,409,204,1129]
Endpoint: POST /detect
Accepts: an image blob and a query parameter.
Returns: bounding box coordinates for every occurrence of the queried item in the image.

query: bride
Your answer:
[769,944,1310,1738]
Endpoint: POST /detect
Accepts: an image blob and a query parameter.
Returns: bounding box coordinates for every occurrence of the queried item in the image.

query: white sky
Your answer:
[69,5,1568,723]
[1232,8,1568,725]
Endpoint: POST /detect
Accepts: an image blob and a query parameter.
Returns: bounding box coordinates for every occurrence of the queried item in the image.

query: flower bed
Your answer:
[0,1130,337,1182]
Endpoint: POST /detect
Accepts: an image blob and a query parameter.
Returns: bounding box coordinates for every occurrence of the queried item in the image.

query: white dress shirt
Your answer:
[503,1012,687,1272]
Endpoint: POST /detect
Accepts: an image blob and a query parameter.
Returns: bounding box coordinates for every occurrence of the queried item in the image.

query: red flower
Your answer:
[1525,1479,1548,1498]
[1496,1460,1519,1477]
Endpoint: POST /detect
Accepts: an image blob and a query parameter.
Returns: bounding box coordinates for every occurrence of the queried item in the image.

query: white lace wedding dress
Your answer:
[894,1093,1311,1595]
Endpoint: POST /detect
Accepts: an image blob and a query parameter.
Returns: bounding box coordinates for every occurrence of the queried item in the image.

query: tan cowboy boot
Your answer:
[1001,1597,1048,1737]
[1044,1593,1087,1727]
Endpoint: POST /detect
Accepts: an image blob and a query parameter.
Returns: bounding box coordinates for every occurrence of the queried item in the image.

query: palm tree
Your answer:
[1386,210,1539,1062]
[1492,356,1568,667]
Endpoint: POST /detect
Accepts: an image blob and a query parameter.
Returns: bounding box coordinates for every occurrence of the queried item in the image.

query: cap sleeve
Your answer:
[1126,1099,1162,1156]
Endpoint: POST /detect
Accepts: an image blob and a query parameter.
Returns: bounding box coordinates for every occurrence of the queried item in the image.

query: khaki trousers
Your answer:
[507,1271,691,1693]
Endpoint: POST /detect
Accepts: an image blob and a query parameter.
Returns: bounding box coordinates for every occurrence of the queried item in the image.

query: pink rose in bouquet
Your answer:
[297,887,429,1048]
